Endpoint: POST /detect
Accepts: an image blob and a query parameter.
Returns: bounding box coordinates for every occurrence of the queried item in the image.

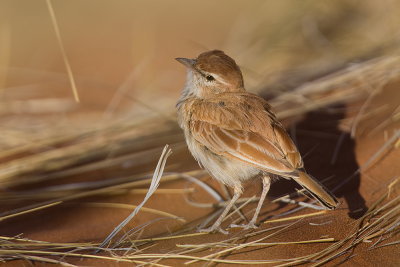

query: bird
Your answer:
[175,50,338,234]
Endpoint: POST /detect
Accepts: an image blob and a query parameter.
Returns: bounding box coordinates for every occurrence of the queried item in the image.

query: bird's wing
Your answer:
[191,121,295,175]
[187,94,303,174]
[270,121,303,169]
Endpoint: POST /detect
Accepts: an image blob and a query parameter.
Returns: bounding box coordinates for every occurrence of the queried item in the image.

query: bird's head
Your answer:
[176,50,244,98]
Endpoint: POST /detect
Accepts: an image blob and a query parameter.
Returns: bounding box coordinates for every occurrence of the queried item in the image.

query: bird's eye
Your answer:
[206,75,215,81]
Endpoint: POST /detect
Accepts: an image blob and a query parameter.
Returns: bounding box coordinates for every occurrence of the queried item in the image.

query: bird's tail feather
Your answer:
[294,171,338,210]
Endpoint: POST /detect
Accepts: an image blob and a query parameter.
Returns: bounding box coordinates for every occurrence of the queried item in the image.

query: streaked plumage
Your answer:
[176,50,338,233]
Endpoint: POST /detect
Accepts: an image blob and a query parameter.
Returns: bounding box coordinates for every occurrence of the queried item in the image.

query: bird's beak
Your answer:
[175,57,196,69]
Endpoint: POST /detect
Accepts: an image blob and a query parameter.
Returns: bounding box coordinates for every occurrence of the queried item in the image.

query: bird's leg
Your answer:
[231,176,271,229]
[199,184,242,234]
[247,176,271,228]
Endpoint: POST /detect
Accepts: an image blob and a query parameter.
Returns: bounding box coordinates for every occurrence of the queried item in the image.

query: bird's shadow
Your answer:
[269,104,367,219]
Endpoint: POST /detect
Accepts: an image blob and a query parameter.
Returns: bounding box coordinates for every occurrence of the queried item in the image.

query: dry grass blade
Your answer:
[0,201,62,222]
[263,210,327,224]
[359,130,400,172]
[128,232,208,244]
[129,188,195,194]
[177,238,335,249]
[99,145,173,249]
[84,202,186,223]
[0,236,93,248]
[45,0,79,102]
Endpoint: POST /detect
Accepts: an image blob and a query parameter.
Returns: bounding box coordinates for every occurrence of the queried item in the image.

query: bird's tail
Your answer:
[294,171,338,210]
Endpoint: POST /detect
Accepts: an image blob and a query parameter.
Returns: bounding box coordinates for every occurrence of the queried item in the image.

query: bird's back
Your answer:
[179,92,304,175]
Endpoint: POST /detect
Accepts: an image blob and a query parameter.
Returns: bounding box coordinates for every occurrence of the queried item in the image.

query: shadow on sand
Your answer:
[270,104,367,219]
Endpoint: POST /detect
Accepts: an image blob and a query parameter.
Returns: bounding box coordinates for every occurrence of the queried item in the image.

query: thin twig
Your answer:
[45,0,79,102]
[98,145,172,249]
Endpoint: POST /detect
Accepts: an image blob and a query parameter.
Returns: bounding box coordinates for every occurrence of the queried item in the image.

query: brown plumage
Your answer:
[176,50,338,233]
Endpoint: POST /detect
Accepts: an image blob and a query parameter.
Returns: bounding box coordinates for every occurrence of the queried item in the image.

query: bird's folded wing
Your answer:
[186,94,303,172]
[271,123,303,169]
[190,121,296,174]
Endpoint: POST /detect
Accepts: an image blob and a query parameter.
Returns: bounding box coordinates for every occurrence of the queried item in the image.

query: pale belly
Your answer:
[185,132,261,190]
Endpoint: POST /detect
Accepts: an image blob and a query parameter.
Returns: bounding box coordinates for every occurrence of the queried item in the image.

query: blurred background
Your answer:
[1,0,399,144]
